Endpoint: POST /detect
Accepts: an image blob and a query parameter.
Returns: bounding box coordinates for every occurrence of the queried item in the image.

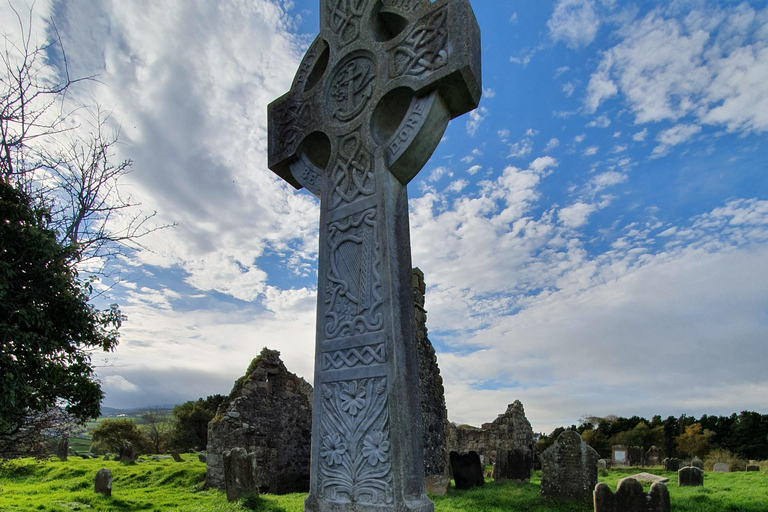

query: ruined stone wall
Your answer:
[206,348,313,493]
[413,268,449,477]
[446,401,534,464]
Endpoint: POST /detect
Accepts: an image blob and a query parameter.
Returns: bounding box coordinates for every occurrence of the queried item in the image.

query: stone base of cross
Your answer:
[268,1,481,510]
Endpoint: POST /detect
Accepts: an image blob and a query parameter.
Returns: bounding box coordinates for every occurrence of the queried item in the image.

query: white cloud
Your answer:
[652,123,703,157]
[467,165,482,175]
[544,138,560,152]
[446,179,469,193]
[559,202,598,228]
[592,171,628,191]
[103,375,139,393]
[483,88,496,99]
[508,129,539,159]
[583,146,599,156]
[632,128,649,142]
[428,166,452,182]
[466,106,488,136]
[548,0,601,49]
[563,82,575,97]
[587,114,611,128]
[585,4,768,134]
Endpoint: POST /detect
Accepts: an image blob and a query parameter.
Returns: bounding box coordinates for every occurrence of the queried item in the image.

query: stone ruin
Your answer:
[446,400,534,466]
[206,348,313,494]
[540,430,599,501]
[413,268,449,487]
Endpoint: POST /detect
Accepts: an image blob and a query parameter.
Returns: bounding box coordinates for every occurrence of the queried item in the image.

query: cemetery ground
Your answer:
[2,459,767,512]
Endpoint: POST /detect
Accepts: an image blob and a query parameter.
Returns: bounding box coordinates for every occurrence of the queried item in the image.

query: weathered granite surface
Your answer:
[94,468,113,497]
[223,448,260,503]
[449,451,484,490]
[206,348,313,494]
[267,0,481,510]
[446,401,534,465]
[540,430,598,501]
[493,447,532,482]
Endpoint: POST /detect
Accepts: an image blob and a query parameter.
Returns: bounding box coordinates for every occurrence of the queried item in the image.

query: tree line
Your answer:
[536,411,768,462]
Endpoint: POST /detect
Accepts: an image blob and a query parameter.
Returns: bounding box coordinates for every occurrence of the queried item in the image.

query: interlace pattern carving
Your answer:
[331,131,375,209]
[323,344,386,370]
[329,56,376,123]
[274,102,313,150]
[325,208,383,339]
[391,6,448,77]
[319,378,393,504]
[327,0,369,47]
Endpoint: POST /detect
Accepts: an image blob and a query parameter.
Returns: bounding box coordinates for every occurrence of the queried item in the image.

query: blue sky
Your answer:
[4,0,767,433]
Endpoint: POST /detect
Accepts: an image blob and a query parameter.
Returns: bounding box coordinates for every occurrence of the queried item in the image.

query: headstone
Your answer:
[103,455,110,461]
[612,445,628,467]
[713,462,729,472]
[198,453,207,463]
[493,447,532,482]
[645,446,661,466]
[540,430,599,501]
[678,466,704,487]
[620,472,669,485]
[747,464,760,472]
[118,442,136,462]
[206,348,312,494]
[222,448,259,503]
[267,0,481,510]
[628,446,644,466]
[56,436,69,461]
[662,457,682,472]
[594,479,670,512]
[94,468,113,497]
[691,457,704,469]
[424,474,450,496]
[171,452,183,462]
[449,451,484,490]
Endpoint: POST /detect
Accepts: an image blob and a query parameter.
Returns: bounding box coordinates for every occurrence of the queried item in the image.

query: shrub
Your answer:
[90,418,152,455]
[705,448,747,472]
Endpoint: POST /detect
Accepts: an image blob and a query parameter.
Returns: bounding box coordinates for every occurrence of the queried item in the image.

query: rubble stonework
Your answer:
[206,348,313,494]
[413,268,448,478]
[446,401,534,464]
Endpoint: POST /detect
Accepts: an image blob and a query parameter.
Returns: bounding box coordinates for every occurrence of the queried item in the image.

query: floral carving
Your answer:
[318,378,392,503]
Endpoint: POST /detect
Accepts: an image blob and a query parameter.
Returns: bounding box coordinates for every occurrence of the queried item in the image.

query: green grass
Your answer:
[1,460,766,512]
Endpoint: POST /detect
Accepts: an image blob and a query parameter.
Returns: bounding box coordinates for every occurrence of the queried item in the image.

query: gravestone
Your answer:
[612,445,628,467]
[56,436,69,461]
[449,451,484,490]
[628,446,644,466]
[493,447,532,482]
[645,446,661,466]
[118,442,136,462]
[540,430,599,501]
[691,456,704,469]
[199,453,207,463]
[746,464,760,472]
[171,452,183,462]
[594,479,670,512]
[94,468,113,497]
[662,458,682,472]
[223,448,259,503]
[103,455,110,461]
[713,462,729,472]
[620,472,669,485]
[678,466,704,487]
[267,1,481,511]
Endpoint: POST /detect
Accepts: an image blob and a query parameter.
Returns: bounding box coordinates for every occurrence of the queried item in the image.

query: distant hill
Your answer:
[100,405,177,418]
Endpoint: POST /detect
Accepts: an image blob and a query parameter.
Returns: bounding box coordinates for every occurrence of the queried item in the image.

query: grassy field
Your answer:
[1,458,767,512]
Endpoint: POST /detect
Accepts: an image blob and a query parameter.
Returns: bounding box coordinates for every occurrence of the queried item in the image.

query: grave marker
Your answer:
[268,1,481,510]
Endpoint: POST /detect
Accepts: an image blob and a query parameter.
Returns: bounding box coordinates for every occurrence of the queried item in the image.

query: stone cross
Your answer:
[268,1,480,510]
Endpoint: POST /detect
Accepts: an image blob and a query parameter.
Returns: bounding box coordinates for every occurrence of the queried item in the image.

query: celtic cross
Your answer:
[268,1,480,510]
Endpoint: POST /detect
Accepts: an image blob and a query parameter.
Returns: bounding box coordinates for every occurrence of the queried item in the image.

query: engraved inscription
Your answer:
[391,6,448,77]
[329,55,376,123]
[323,343,386,370]
[327,0,368,47]
[387,95,428,159]
[294,38,329,93]
[331,131,375,209]
[325,208,383,339]
[381,0,421,12]
[319,378,393,504]
[289,153,322,197]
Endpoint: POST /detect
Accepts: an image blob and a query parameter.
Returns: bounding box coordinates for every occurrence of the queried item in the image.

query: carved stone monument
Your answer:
[678,466,703,487]
[540,430,599,501]
[594,479,670,512]
[267,1,481,510]
[94,468,113,497]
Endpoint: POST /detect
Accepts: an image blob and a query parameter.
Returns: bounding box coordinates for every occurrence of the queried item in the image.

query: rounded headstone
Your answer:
[94,468,113,497]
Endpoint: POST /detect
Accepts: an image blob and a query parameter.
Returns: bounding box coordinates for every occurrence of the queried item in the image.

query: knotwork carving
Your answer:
[329,54,377,124]
[391,6,448,77]
[325,208,383,339]
[327,0,369,47]
[323,344,386,370]
[274,102,313,150]
[331,130,375,209]
[319,378,393,504]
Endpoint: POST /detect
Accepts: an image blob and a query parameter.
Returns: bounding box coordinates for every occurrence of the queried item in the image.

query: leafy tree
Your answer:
[676,423,714,458]
[0,182,121,456]
[90,418,151,455]
[139,408,171,455]
[167,395,226,452]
